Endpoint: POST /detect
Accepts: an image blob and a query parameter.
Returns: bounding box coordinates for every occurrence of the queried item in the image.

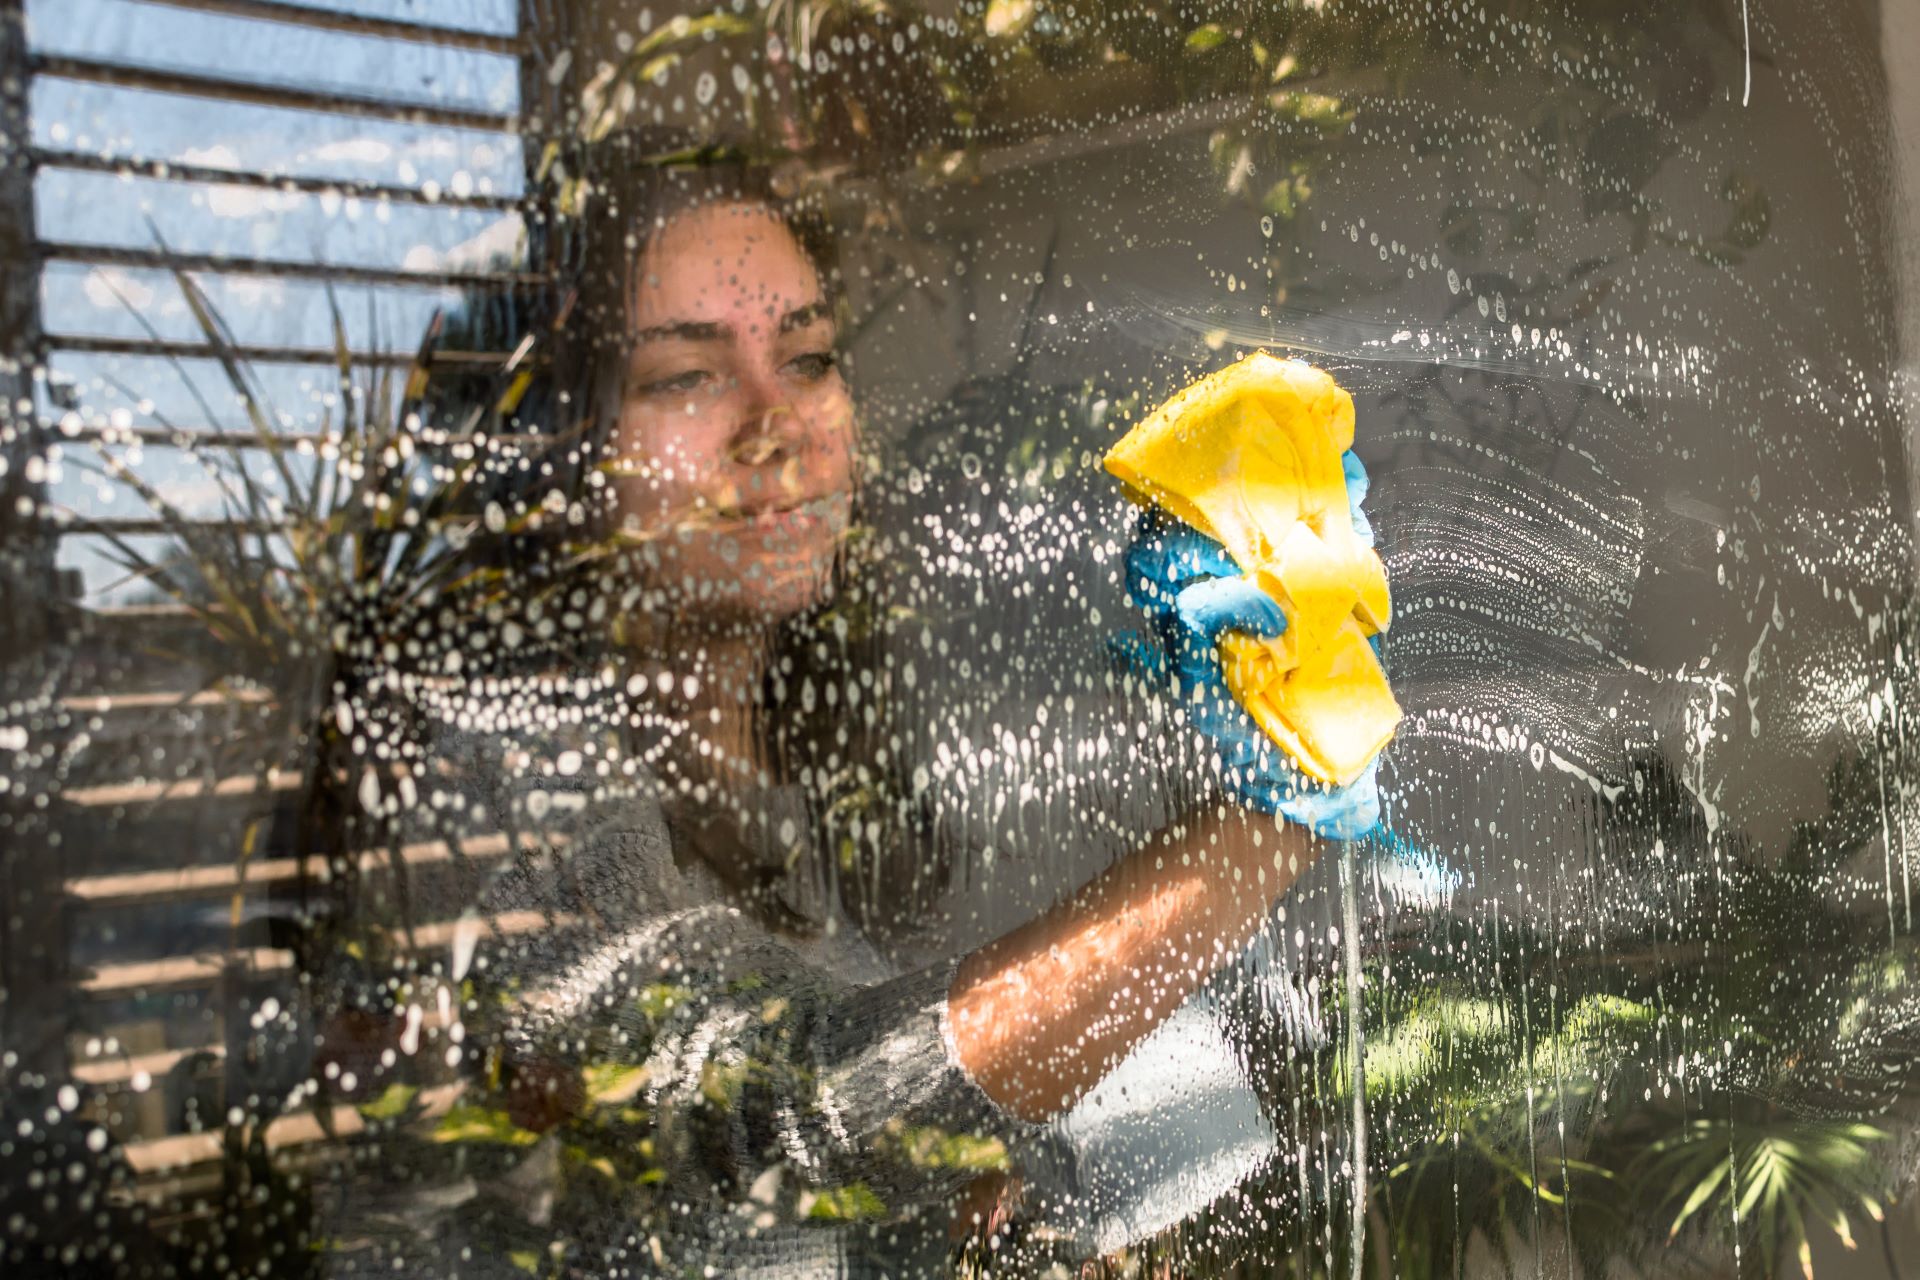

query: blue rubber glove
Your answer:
[1342,449,1374,549]
[1342,449,1386,663]
[1115,488,1384,841]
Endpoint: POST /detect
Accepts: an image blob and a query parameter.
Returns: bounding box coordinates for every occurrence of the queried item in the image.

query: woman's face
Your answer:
[610,201,856,625]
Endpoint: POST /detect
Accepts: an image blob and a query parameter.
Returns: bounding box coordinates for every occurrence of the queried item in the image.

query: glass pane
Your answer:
[37,168,522,271]
[27,0,520,113]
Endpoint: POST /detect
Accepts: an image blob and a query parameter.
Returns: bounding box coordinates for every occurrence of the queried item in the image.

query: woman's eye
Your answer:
[783,351,838,382]
[638,370,713,397]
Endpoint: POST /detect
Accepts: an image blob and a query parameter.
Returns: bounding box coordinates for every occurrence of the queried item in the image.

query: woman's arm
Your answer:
[948,805,1324,1123]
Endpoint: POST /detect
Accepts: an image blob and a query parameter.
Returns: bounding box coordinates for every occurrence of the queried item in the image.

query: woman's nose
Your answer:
[729,364,802,467]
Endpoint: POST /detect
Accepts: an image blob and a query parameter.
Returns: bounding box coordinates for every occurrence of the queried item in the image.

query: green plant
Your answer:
[71,266,572,1276]
[1637,1114,1888,1280]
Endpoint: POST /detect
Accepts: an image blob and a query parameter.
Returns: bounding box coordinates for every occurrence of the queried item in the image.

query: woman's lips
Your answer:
[732,494,848,543]
[645,493,851,614]
[645,493,850,555]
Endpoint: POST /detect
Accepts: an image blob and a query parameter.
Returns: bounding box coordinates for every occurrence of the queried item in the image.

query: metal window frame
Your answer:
[0,0,70,1095]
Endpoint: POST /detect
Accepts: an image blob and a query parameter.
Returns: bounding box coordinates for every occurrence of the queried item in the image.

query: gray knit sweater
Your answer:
[390,700,1050,1279]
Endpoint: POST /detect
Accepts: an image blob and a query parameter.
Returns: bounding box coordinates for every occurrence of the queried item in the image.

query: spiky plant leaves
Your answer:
[1637,1116,1886,1279]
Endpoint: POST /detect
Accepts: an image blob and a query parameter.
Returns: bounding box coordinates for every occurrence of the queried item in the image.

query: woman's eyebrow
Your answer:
[635,319,727,344]
[778,301,831,333]
[634,301,826,344]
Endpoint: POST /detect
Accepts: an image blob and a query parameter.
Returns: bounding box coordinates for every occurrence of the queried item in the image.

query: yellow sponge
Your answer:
[1104,352,1401,787]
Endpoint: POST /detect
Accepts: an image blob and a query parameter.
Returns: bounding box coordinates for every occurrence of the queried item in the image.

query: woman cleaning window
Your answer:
[370,139,1387,1277]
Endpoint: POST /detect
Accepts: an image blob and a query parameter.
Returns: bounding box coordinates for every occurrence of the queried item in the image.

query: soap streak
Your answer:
[1741,0,1752,106]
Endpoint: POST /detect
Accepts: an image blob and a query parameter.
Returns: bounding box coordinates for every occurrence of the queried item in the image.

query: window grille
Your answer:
[2,0,547,1199]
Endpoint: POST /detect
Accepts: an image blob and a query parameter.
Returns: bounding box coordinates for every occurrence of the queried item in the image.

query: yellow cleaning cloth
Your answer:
[1104,352,1401,787]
